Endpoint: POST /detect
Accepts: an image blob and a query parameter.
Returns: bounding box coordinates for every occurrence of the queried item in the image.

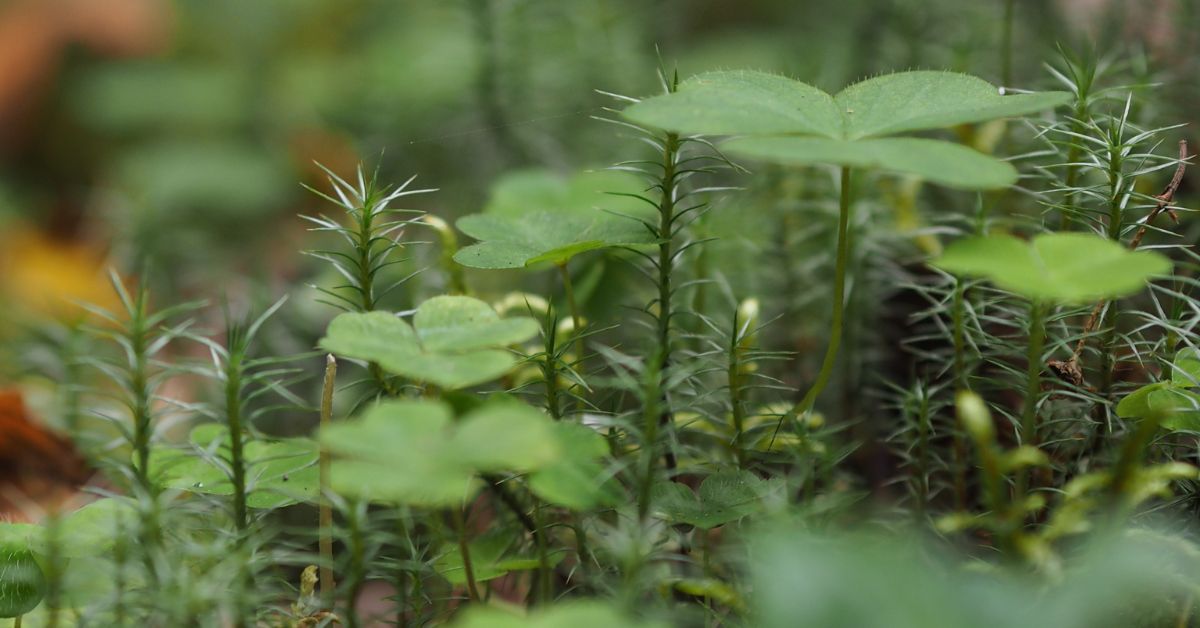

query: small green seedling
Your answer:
[625,70,1069,427]
[319,295,539,389]
[935,232,1171,449]
[1118,348,1200,431]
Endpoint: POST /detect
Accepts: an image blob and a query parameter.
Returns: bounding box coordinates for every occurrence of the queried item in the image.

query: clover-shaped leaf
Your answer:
[434,529,565,585]
[527,422,621,510]
[623,70,1069,189]
[319,398,561,507]
[1118,349,1200,432]
[454,169,655,269]
[651,470,782,529]
[153,424,319,508]
[319,296,539,389]
[932,233,1171,304]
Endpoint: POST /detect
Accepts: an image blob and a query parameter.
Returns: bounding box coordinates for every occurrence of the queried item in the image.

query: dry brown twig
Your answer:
[1049,139,1190,387]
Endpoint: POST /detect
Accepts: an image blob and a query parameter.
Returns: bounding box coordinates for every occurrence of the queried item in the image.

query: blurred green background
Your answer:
[1,0,1197,365]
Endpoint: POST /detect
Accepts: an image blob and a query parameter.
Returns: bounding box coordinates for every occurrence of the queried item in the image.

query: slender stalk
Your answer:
[1001,0,1015,89]
[655,131,681,471]
[319,355,337,606]
[557,263,583,337]
[533,500,551,605]
[637,353,664,522]
[226,352,248,534]
[728,313,748,468]
[451,507,481,602]
[794,166,854,420]
[1020,301,1046,445]
[344,502,367,628]
[950,278,969,509]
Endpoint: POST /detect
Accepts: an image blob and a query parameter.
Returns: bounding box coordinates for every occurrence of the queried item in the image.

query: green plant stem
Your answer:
[319,355,337,607]
[226,355,248,535]
[451,507,481,602]
[557,262,586,381]
[1001,0,1014,89]
[915,391,931,519]
[129,292,153,490]
[1020,301,1046,445]
[950,278,969,509]
[344,502,367,628]
[1015,300,1046,499]
[794,166,854,421]
[637,353,664,522]
[533,500,551,605]
[728,314,747,468]
[655,131,681,471]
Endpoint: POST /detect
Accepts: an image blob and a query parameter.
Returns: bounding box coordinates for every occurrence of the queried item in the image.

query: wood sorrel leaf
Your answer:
[651,470,782,529]
[455,169,655,269]
[153,424,320,508]
[0,542,45,618]
[319,296,538,389]
[623,69,1069,190]
[932,233,1171,304]
[724,136,1017,189]
[450,601,667,628]
[319,398,561,506]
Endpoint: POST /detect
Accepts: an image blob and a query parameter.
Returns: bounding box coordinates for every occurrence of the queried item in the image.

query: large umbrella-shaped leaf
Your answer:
[454,170,655,269]
[623,70,1070,189]
[932,233,1171,304]
[319,398,561,506]
[0,542,45,617]
[319,296,539,389]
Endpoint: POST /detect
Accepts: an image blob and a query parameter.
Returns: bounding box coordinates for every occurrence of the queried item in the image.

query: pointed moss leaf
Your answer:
[319,297,536,389]
[725,137,1017,190]
[933,233,1171,303]
[155,425,319,508]
[1172,347,1200,387]
[651,470,779,529]
[0,542,46,618]
[414,295,539,352]
[320,399,560,506]
[528,423,621,510]
[454,169,655,269]
[835,71,1072,139]
[623,70,842,138]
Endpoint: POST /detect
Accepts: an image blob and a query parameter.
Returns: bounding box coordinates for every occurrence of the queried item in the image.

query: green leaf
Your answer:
[454,170,655,269]
[835,71,1072,139]
[320,399,560,506]
[450,601,666,628]
[1116,382,1200,431]
[623,70,842,138]
[0,542,46,618]
[318,296,538,389]
[528,423,622,510]
[155,425,320,508]
[725,137,1017,190]
[932,233,1171,304]
[1172,347,1200,386]
[434,529,564,585]
[622,69,1067,191]
[1116,382,1170,419]
[652,470,780,528]
[57,498,138,559]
